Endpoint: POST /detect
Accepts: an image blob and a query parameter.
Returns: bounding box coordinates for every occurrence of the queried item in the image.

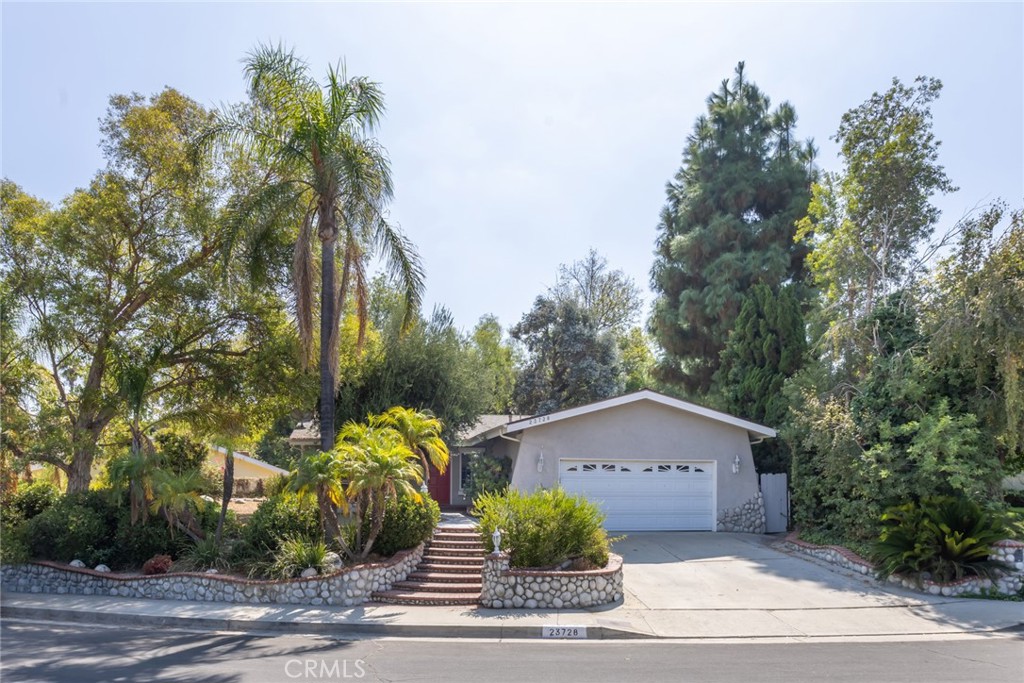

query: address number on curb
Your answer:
[542,626,588,639]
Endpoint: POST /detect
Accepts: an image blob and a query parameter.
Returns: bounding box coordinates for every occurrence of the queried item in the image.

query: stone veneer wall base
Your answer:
[717,492,766,533]
[0,543,424,607]
[480,552,623,609]
[782,533,1024,598]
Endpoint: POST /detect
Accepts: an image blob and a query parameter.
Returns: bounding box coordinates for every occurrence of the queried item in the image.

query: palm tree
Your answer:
[290,450,349,550]
[199,43,424,463]
[336,424,422,559]
[370,407,449,485]
[150,470,206,543]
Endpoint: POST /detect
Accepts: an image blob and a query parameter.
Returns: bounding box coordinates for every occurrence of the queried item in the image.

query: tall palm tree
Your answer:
[370,407,449,485]
[200,43,424,457]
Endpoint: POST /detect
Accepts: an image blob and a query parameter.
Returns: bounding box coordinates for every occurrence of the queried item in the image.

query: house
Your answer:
[206,446,288,494]
[460,390,775,532]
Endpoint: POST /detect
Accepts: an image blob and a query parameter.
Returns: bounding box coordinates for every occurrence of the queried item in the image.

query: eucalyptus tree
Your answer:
[201,44,424,455]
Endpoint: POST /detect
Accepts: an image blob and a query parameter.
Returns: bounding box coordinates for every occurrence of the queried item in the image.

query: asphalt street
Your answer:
[1,620,1021,683]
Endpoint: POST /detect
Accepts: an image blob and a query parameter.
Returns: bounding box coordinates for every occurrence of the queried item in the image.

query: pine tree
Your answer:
[650,62,815,395]
[715,284,806,473]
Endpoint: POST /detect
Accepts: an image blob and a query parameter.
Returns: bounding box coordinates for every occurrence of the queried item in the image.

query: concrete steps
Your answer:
[372,525,484,607]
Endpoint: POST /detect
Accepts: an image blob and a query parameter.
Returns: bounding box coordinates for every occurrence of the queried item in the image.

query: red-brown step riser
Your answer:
[391,581,482,593]
[405,571,481,583]
[419,556,485,566]
[371,590,480,606]
[423,547,485,557]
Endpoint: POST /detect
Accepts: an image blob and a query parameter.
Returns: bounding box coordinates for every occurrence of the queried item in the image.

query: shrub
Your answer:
[463,453,511,504]
[155,431,208,475]
[266,536,329,579]
[142,554,173,575]
[361,494,440,557]
[872,496,1012,584]
[25,503,108,565]
[110,513,179,568]
[0,518,29,564]
[263,474,290,498]
[7,480,60,520]
[474,487,613,569]
[243,493,319,555]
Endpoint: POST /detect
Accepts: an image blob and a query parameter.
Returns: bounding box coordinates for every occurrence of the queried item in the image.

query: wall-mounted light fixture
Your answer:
[731,454,741,475]
[537,450,545,473]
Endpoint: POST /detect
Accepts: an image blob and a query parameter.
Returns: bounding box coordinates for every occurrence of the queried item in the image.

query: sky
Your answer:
[3,1,1022,333]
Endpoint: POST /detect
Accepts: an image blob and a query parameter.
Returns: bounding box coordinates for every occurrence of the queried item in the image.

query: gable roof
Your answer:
[209,446,289,476]
[289,420,320,447]
[458,414,530,447]
[503,390,776,442]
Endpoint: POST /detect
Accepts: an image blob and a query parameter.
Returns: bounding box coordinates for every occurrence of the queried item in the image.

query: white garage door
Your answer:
[559,460,715,531]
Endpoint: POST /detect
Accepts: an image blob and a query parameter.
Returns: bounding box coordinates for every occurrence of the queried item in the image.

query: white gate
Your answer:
[760,473,789,533]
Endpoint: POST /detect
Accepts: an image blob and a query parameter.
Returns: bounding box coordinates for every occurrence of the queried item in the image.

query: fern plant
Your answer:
[872,496,1011,584]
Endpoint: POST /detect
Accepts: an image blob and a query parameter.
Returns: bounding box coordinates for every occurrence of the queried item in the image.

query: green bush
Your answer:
[110,513,181,568]
[463,453,511,505]
[243,493,320,555]
[872,496,1011,584]
[474,487,613,569]
[0,518,29,564]
[25,503,108,565]
[7,480,60,520]
[362,494,440,557]
[265,536,330,579]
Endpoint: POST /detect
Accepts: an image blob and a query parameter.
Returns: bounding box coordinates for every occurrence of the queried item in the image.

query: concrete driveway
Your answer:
[611,532,1022,638]
[616,532,907,611]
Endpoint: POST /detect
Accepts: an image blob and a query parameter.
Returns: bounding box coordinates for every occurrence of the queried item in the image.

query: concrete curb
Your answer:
[0,603,657,640]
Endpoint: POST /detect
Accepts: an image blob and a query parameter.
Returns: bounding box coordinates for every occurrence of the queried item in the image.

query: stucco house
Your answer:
[456,390,775,533]
[206,446,288,494]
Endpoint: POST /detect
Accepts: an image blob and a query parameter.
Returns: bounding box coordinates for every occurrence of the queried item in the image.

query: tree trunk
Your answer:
[360,493,386,559]
[319,235,337,453]
[317,482,342,546]
[215,448,234,545]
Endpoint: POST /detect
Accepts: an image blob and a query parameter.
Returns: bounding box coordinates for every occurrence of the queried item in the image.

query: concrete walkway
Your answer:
[3,533,1021,641]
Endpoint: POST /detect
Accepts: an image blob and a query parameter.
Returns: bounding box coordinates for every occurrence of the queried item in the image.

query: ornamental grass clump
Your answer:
[266,536,331,579]
[872,496,1011,584]
[474,487,613,569]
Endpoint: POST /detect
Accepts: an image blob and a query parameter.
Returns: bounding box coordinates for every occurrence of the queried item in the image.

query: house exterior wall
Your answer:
[507,400,760,514]
[205,451,283,481]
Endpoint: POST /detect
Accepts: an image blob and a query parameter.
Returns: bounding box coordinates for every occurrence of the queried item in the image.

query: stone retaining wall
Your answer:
[480,553,623,609]
[0,544,424,607]
[782,533,1024,597]
[717,492,766,534]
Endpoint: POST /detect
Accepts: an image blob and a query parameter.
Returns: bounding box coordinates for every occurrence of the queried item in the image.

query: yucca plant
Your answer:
[176,536,232,573]
[872,496,1011,584]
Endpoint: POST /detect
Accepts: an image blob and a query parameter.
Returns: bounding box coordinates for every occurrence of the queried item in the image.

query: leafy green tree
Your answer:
[335,301,490,441]
[471,315,517,413]
[202,44,424,457]
[650,62,815,395]
[2,90,294,492]
[617,327,656,393]
[796,76,955,372]
[512,297,623,414]
[551,249,643,334]
[928,205,1024,470]
[716,284,806,472]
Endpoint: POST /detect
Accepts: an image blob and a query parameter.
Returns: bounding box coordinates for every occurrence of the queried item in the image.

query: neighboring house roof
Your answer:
[502,390,776,443]
[289,420,320,447]
[208,446,289,476]
[457,414,529,447]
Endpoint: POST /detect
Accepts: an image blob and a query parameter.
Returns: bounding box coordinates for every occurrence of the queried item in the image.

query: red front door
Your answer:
[427,462,451,507]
